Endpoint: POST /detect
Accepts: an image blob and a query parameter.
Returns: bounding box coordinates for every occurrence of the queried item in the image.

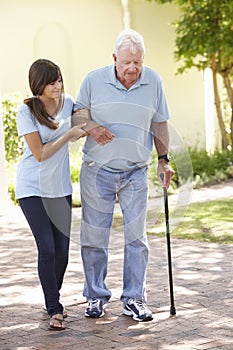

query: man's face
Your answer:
[113,48,143,89]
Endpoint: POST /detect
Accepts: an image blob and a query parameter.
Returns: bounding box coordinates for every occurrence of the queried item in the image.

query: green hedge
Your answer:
[149,147,233,191]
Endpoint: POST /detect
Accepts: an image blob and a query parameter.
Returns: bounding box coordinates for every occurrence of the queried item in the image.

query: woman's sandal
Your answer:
[48,314,66,331]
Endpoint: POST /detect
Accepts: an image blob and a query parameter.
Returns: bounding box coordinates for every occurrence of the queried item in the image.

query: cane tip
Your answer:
[170,306,176,316]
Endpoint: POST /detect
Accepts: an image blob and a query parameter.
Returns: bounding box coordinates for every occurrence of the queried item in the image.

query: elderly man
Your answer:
[73,29,174,322]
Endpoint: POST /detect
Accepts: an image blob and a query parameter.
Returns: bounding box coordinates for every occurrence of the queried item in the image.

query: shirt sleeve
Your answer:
[74,74,91,110]
[152,76,171,122]
[17,104,38,137]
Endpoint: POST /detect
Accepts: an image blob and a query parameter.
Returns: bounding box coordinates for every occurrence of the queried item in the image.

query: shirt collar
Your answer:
[105,64,149,91]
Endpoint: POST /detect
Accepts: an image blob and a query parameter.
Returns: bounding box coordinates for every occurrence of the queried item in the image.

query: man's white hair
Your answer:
[114,28,145,55]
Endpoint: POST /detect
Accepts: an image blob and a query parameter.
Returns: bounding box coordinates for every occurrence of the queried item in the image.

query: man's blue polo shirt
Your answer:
[75,64,170,172]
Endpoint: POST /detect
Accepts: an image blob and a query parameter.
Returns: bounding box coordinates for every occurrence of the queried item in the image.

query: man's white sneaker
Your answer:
[85,298,107,318]
[122,298,153,322]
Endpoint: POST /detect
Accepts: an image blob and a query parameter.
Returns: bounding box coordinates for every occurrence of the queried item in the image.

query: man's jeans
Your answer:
[80,162,149,303]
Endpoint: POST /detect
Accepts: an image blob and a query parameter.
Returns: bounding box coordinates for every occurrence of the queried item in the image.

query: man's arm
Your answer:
[72,109,114,145]
[151,121,175,189]
[152,120,169,156]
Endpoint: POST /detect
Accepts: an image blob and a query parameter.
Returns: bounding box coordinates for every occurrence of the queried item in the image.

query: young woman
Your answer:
[16,59,86,330]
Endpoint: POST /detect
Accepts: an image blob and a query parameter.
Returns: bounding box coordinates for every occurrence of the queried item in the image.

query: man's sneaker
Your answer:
[85,298,106,318]
[122,298,153,322]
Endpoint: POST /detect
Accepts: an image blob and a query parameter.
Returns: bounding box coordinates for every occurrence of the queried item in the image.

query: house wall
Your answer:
[0,0,122,96]
[0,0,207,147]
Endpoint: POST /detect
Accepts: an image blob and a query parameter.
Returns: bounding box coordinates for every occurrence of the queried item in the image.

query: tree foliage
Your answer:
[147,0,233,149]
[2,93,23,162]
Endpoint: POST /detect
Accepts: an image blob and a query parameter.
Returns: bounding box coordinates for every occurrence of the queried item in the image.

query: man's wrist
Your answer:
[158,154,170,163]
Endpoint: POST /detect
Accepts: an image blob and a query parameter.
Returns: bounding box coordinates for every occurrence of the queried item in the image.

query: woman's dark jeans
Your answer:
[19,195,71,317]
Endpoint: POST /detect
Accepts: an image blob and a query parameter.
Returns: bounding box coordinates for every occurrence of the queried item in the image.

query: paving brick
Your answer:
[1,181,233,350]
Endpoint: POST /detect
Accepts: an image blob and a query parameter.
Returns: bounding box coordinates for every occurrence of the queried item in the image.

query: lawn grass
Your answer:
[147,198,233,244]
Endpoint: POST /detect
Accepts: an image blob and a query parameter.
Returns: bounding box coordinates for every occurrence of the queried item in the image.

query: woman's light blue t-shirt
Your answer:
[16,94,74,199]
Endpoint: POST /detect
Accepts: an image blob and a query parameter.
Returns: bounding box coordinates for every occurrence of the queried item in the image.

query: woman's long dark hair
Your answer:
[24,59,64,129]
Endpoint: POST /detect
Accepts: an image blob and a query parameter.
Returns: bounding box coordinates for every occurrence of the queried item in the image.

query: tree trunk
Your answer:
[221,72,233,147]
[211,56,229,149]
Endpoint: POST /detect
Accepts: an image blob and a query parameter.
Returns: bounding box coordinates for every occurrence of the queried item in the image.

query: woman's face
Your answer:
[42,77,63,99]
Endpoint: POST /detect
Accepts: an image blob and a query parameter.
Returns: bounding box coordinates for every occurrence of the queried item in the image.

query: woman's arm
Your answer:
[25,124,87,162]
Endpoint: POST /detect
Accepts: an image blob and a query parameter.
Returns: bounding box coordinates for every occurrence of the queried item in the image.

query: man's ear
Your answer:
[112,53,117,62]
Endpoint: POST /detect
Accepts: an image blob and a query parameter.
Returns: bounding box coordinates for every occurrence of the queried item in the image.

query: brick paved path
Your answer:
[1,181,233,350]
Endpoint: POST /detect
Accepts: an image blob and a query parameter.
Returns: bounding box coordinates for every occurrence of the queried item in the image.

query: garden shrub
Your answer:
[2,93,23,162]
[149,147,233,192]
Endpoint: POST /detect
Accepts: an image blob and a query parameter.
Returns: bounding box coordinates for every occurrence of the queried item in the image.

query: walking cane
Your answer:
[160,173,176,316]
